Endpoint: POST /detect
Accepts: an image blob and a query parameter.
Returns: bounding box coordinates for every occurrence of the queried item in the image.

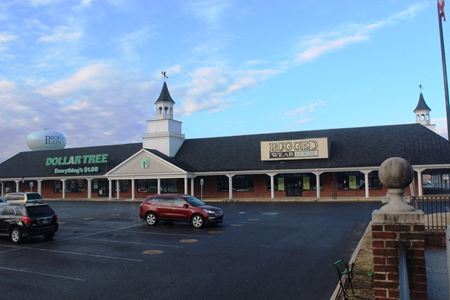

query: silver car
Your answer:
[3,192,44,203]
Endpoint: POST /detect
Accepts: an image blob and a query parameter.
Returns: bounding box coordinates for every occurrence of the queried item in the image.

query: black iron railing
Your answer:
[411,196,450,231]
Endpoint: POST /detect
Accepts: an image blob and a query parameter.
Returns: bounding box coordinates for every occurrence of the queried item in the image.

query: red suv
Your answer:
[139,194,224,228]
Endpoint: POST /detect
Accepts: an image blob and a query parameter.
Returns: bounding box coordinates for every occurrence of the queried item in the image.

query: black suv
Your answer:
[0,203,58,243]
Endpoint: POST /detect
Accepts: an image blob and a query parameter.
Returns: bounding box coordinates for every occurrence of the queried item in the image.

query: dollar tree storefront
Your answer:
[1,123,450,200]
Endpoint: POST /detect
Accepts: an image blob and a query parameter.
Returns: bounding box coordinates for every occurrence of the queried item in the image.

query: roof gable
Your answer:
[106,149,187,177]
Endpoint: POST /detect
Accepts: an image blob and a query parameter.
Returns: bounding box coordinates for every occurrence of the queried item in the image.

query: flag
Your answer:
[439,0,446,21]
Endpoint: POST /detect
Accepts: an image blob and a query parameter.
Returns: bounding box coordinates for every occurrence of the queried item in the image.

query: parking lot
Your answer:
[0,201,380,300]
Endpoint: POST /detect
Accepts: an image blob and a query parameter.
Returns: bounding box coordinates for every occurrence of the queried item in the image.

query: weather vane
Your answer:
[161,71,168,80]
[419,84,423,91]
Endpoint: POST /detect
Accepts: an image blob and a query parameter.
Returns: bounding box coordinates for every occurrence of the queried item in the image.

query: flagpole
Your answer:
[438,1,450,139]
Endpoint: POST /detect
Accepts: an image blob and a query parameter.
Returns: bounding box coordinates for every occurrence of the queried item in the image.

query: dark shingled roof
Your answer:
[0,143,142,178]
[175,123,450,172]
[414,92,431,112]
[154,82,175,104]
[1,124,449,178]
[145,149,195,172]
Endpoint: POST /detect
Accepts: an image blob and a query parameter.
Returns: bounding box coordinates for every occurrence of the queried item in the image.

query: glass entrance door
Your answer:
[285,176,302,197]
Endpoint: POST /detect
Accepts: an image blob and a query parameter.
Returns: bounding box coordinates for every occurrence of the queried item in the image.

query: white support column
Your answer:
[184,177,188,195]
[191,177,195,196]
[108,179,112,199]
[268,173,276,199]
[227,174,234,200]
[361,170,371,198]
[314,172,322,199]
[15,180,20,192]
[37,180,42,195]
[157,178,161,194]
[61,179,66,199]
[131,179,135,200]
[116,180,120,199]
[87,178,92,200]
[416,169,424,197]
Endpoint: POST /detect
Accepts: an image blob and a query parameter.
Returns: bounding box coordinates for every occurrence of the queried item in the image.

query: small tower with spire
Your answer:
[142,77,185,156]
[414,89,436,131]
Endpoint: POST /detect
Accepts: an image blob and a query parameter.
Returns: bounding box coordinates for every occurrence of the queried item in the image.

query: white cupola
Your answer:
[414,92,436,132]
[142,81,185,156]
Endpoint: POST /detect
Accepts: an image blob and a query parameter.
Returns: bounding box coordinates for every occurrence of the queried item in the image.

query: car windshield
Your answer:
[27,193,43,200]
[184,196,205,207]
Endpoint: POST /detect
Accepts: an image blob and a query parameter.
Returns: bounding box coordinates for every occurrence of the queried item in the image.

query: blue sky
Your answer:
[0,0,448,162]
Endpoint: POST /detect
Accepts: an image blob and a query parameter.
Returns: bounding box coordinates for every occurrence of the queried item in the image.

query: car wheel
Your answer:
[44,232,55,240]
[10,228,23,244]
[191,214,204,228]
[145,212,157,226]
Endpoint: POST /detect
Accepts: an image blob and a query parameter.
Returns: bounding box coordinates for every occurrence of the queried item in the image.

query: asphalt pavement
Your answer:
[0,201,380,300]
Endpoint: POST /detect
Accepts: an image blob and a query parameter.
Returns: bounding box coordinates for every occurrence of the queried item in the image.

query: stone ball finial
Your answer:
[378,157,414,188]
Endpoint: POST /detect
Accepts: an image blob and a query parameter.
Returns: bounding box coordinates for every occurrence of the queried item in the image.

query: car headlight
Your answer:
[203,209,215,214]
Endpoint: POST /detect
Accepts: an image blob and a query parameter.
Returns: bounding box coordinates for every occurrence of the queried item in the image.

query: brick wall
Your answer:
[372,212,427,300]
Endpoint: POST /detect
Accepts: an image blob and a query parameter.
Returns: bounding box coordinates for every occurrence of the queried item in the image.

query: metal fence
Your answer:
[411,196,450,231]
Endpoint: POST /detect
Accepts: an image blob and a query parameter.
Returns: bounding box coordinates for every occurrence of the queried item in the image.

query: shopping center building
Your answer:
[1,82,450,200]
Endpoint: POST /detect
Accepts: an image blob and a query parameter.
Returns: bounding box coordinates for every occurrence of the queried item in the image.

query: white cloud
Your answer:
[38,26,83,43]
[0,65,158,162]
[29,0,58,6]
[282,101,325,117]
[297,35,368,63]
[0,79,16,91]
[295,2,428,63]
[186,0,230,27]
[0,32,18,43]
[278,101,326,127]
[38,63,112,97]
[119,27,154,59]
[80,0,93,8]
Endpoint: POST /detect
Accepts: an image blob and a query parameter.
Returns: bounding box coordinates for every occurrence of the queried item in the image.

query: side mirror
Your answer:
[183,204,189,209]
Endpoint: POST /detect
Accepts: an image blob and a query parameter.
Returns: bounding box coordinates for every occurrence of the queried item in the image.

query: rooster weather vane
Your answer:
[161,71,168,80]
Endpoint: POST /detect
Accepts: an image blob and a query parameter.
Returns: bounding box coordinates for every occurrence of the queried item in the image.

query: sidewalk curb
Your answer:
[329,221,372,300]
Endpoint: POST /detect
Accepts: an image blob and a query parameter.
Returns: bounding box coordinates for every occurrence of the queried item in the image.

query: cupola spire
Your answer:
[413,87,435,131]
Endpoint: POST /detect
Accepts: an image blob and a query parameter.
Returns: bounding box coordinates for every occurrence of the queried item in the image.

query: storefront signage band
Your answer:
[45,153,109,175]
[45,154,108,166]
[260,138,328,161]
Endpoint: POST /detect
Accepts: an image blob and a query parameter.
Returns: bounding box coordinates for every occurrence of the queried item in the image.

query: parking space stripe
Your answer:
[120,230,214,239]
[80,237,183,249]
[0,266,86,282]
[0,245,143,262]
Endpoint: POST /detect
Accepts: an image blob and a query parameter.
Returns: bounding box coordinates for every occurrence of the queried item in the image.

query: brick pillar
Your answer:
[372,210,427,300]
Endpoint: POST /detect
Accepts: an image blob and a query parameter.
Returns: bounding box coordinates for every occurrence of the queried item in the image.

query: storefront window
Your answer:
[368,171,382,190]
[338,172,363,190]
[120,181,129,192]
[54,181,62,193]
[66,179,85,193]
[161,179,178,193]
[136,179,157,193]
[266,174,317,191]
[217,176,228,192]
[218,176,254,192]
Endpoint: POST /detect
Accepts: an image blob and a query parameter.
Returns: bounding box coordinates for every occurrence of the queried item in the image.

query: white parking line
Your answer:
[0,244,143,262]
[120,230,214,239]
[81,237,183,249]
[0,266,85,282]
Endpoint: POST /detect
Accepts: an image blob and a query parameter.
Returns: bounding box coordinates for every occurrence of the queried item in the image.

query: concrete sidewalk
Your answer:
[426,248,449,300]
